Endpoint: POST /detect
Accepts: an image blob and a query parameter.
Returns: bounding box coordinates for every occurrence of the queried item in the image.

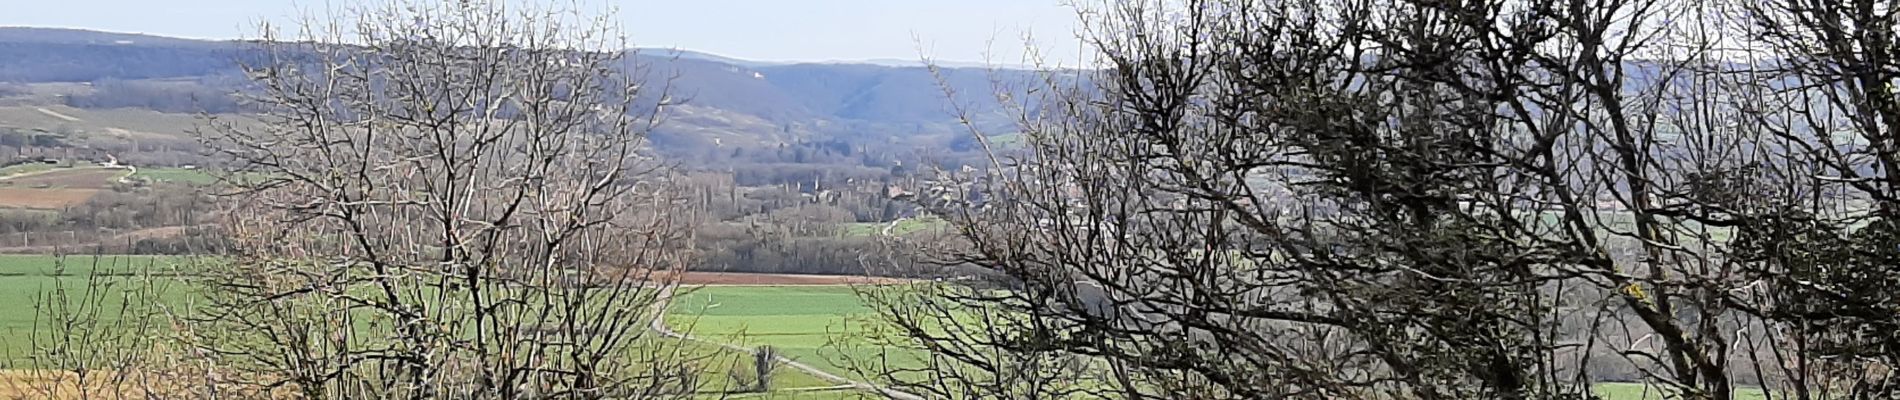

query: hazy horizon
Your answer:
[3,0,1089,67]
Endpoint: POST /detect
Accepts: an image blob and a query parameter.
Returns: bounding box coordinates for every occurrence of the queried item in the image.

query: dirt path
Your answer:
[649,286,924,400]
[117,165,137,183]
[882,217,911,236]
[0,166,65,181]
[33,107,79,122]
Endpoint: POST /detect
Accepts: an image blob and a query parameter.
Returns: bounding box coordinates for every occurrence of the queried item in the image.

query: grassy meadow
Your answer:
[129,167,216,184]
[1594,382,1770,400]
[0,255,193,362]
[838,216,944,237]
[0,253,1780,399]
[662,285,1778,400]
[666,285,903,381]
[0,254,865,398]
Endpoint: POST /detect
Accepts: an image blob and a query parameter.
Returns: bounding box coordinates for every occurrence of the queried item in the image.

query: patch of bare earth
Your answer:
[0,369,286,399]
[0,189,100,209]
[0,168,128,209]
[1,168,124,189]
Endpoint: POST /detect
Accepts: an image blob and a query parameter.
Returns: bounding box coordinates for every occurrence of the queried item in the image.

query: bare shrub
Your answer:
[172,0,708,398]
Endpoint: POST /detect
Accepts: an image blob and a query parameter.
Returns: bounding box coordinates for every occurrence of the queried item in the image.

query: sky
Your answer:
[2,0,1088,66]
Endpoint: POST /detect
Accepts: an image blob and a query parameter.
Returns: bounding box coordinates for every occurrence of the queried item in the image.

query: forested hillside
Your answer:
[0,27,1011,274]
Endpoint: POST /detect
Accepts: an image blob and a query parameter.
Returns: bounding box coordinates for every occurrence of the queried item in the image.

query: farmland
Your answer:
[0,105,257,141]
[838,216,944,237]
[0,255,189,356]
[0,166,129,209]
[128,167,215,184]
[0,255,878,399]
[1,1,1890,396]
[0,255,892,360]
[663,285,1776,400]
[0,253,1781,399]
[666,285,892,380]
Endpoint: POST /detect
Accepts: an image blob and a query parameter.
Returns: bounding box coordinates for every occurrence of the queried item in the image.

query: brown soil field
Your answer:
[0,370,120,400]
[0,188,100,209]
[0,369,283,400]
[0,168,128,209]
[675,271,910,286]
[0,168,124,189]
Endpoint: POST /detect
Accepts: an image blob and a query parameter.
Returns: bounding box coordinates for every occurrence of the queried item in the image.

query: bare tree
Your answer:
[857,0,1898,399]
[185,1,704,398]
[10,255,184,400]
[1706,0,1900,397]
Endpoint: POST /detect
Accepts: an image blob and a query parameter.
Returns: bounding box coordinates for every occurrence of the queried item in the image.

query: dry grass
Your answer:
[0,189,102,209]
[0,105,252,140]
[0,368,282,400]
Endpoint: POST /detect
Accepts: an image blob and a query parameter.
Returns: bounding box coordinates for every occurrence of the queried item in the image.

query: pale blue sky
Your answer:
[3,0,1086,65]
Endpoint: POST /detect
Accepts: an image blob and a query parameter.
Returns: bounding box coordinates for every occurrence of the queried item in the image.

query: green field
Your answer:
[1593,382,1770,400]
[131,167,217,184]
[664,285,1781,400]
[0,255,1785,399]
[0,255,193,363]
[0,255,862,398]
[667,285,898,379]
[839,216,945,237]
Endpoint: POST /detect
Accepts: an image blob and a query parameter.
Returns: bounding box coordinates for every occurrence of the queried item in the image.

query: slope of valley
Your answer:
[0,27,1024,275]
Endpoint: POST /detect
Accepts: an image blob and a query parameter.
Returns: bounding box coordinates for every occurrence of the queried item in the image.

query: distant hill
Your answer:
[0,27,1030,125]
[0,27,222,48]
[0,28,252,82]
[637,48,787,68]
[0,26,1064,176]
